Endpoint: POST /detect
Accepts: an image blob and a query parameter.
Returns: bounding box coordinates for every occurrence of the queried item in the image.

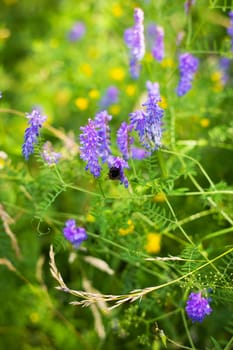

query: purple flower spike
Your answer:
[108,156,129,188]
[94,110,112,163]
[130,81,164,151]
[63,219,87,248]
[227,11,233,51]
[176,53,199,96]
[99,86,119,109]
[80,119,102,177]
[117,122,134,160]
[147,24,164,62]
[124,8,145,78]
[22,109,47,160]
[185,291,212,323]
[68,21,86,42]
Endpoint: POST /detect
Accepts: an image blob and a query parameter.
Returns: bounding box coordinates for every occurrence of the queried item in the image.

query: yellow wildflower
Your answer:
[161,58,175,68]
[109,67,125,81]
[125,84,136,96]
[211,71,222,82]
[112,3,123,17]
[200,118,210,128]
[119,219,135,236]
[153,192,166,203]
[80,63,93,77]
[109,104,120,115]
[144,52,153,63]
[75,97,89,110]
[30,312,39,323]
[145,233,161,254]
[89,89,100,99]
[158,96,168,109]
[86,213,95,223]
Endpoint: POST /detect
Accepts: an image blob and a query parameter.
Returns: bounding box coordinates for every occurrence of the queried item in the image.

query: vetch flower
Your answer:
[22,109,47,160]
[227,12,233,51]
[147,24,165,62]
[219,57,230,85]
[117,122,134,160]
[80,119,101,177]
[176,53,199,96]
[41,141,61,166]
[108,156,129,188]
[63,219,87,248]
[94,110,112,162]
[130,81,164,151]
[185,291,212,323]
[99,86,119,109]
[68,21,85,42]
[124,8,145,78]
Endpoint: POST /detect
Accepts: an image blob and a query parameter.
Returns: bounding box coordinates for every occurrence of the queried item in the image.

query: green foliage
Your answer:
[0,0,233,349]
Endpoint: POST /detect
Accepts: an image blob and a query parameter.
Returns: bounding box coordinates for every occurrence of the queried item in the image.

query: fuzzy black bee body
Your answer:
[108,166,121,180]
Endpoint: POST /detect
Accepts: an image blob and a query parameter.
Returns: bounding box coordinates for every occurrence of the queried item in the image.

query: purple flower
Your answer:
[63,219,87,248]
[108,156,129,188]
[184,0,195,15]
[147,24,165,62]
[131,147,150,159]
[185,291,212,322]
[94,110,112,163]
[124,8,145,78]
[22,109,47,160]
[0,92,2,99]
[80,119,102,177]
[130,81,164,151]
[68,21,86,42]
[227,11,233,51]
[41,141,61,166]
[176,53,199,96]
[117,122,134,160]
[99,86,119,109]
[219,57,231,85]
[146,81,160,98]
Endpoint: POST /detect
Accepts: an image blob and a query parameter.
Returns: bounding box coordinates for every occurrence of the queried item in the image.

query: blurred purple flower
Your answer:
[184,0,195,15]
[80,119,101,177]
[63,219,87,248]
[41,141,61,166]
[117,122,134,160]
[146,81,160,98]
[219,57,231,85]
[22,109,47,160]
[176,53,199,96]
[147,24,165,62]
[185,291,212,323]
[0,92,2,99]
[227,11,233,51]
[131,147,150,159]
[68,21,86,42]
[108,156,129,188]
[99,86,119,109]
[130,81,164,152]
[94,110,112,162]
[124,8,145,78]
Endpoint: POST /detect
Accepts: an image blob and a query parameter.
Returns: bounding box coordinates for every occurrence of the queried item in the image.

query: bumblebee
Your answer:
[108,166,121,180]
